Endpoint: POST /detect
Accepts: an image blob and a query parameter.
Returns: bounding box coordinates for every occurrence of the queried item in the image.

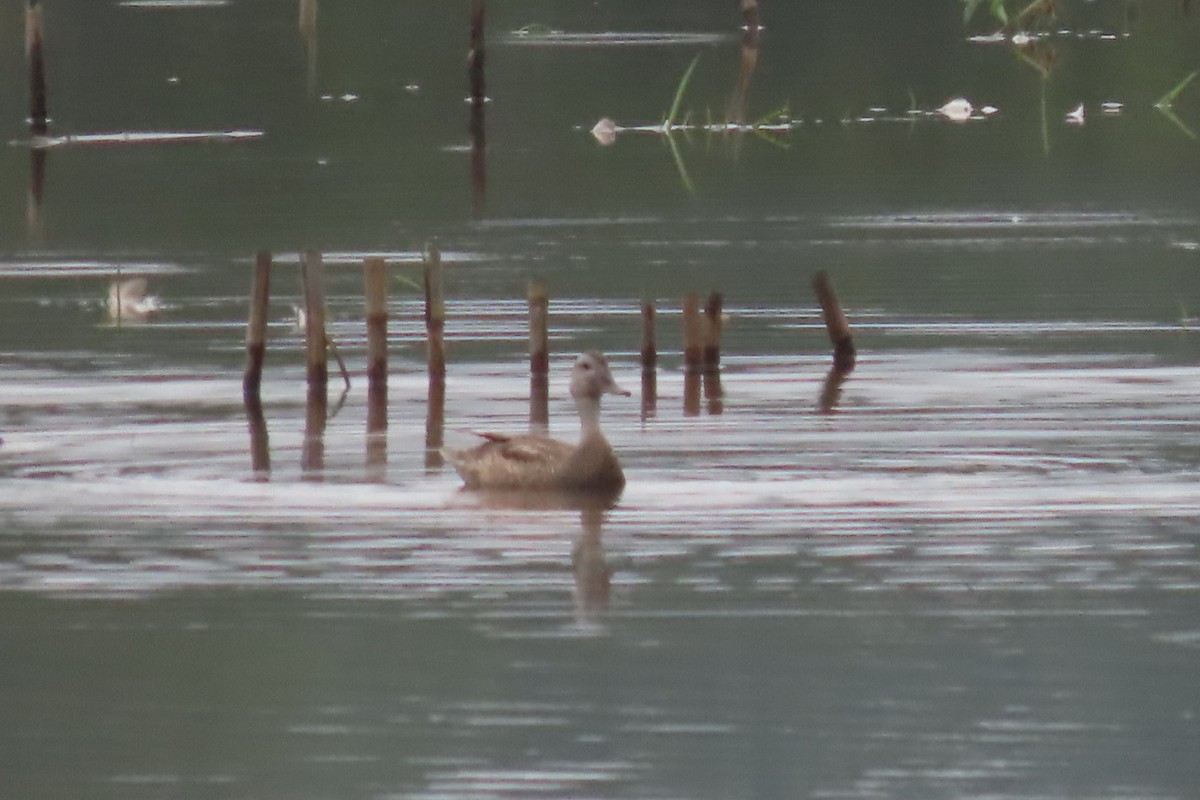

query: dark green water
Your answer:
[2,1,1200,798]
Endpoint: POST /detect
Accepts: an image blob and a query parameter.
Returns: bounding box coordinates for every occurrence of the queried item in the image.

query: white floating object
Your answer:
[340,93,359,103]
[107,278,161,322]
[981,105,999,116]
[969,31,1007,44]
[1011,31,1033,46]
[404,83,421,94]
[166,76,181,85]
[1065,103,1086,126]
[590,117,619,146]
[937,97,974,122]
[1101,101,1124,115]
[320,94,334,102]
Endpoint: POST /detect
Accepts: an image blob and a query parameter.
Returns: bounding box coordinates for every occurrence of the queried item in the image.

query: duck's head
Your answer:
[570,351,630,401]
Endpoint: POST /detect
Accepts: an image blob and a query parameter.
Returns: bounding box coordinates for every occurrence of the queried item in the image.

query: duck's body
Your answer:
[446,351,629,491]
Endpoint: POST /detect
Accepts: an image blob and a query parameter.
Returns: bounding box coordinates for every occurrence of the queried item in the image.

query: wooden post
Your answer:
[641,300,657,419]
[300,249,329,393]
[299,0,318,97]
[528,279,549,429]
[741,0,761,34]
[468,0,486,104]
[424,244,446,468]
[682,292,703,373]
[812,270,856,371]
[703,290,723,372]
[424,243,445,381]
[299,250,327,476]
[468,1,487,216]
[26,2,48,137]
[365,257,388,475]
[243,250,272,403]
[243,251,272,477]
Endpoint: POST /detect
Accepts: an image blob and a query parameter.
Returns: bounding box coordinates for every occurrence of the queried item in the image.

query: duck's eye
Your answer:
[580,362,592,370]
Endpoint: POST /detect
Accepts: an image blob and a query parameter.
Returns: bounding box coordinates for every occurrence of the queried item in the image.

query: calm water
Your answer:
[2,1,1200,798]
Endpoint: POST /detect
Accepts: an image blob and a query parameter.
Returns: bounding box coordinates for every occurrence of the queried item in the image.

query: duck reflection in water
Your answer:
[464,487,621,623]
[572,502,613,620]
[444,351,630,491]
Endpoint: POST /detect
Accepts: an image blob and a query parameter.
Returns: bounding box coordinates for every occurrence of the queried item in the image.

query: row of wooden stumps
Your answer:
[240,253,855,477]
[241,247,447,480]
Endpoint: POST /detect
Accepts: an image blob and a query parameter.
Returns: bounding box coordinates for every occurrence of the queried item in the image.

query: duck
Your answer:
[445,350,631,491]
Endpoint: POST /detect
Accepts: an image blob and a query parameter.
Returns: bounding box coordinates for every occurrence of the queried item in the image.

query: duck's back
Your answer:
[447,431,623,491]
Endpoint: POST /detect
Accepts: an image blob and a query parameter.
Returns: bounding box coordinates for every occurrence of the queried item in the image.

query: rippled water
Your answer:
[3,273,1199,797]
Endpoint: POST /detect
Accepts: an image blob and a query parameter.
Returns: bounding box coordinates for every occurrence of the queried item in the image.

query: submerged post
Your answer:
[528,279,550,429]
[26,2,48,137]
[812,270,856,371]
[641,300,657,418]
[364,257,388,473]
[243,250,272,402]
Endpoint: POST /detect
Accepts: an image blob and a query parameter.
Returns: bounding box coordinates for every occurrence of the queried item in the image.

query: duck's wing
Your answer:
[445,433,575,489]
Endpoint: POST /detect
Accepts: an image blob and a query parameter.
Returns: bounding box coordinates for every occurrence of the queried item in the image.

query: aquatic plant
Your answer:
[963,0,1009,25]
[1155,70,1198,140]
[663,53,702,131]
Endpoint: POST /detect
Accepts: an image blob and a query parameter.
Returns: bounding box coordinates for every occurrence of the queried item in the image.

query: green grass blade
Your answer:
[1155,69,1198,109]
[664,133,695,193]
[665,54,702,129]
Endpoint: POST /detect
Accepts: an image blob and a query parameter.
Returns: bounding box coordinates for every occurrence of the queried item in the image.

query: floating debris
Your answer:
[1065,103,1086,126]
[404,83,421,94]
[107,278,161,322]
[591,117,619,146]
[502,31,730,47]
[1101,101,1124,116]
[14,130,262,149]
[119,0,230,7]
[510,23,564,38]
[937,97,974,122]
[981,105,999,116]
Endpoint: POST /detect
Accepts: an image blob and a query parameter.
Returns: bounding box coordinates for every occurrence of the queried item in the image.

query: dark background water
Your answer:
[2,2,1199,798]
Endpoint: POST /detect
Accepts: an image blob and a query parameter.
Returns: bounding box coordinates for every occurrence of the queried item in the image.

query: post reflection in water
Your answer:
[27,149,45,236]
[818,362,853,414]
[244,394,271,477]
[301,384,327,478]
